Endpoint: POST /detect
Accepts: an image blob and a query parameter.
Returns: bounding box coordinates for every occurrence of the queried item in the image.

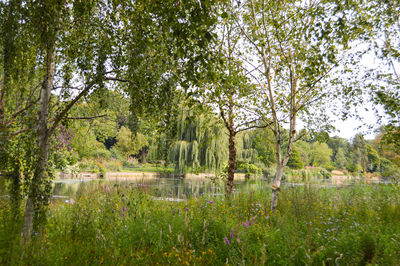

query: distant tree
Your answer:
[310,142,333,169]
[366,144,381,173]
[287,148,304,170]
[295,140,311,167]
[328,136,350,162]
[253,128,276,167]
[351,134,368,172]
[115,126,148,161]
[168,106,228,174]
[334,148,347,170]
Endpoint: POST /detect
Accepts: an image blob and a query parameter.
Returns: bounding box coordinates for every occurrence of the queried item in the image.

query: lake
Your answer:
[52,173,271,201]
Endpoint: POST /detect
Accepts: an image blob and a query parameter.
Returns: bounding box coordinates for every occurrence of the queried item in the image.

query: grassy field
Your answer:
[1,183,400,265]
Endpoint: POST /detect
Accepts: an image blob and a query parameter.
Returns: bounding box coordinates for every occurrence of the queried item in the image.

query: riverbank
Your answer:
[1,183,399,265]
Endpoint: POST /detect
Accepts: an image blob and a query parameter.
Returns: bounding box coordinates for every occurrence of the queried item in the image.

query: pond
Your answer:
[52,173,271,201]
[53,172,388,202]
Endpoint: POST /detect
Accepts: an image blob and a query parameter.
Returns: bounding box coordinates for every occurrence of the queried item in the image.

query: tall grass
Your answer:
[1,183,399,265]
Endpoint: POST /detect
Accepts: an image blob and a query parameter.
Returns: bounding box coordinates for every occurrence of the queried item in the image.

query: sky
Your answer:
[332,115,378,140]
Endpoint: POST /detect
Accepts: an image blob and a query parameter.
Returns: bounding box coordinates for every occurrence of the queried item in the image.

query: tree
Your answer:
[287,148,304,170]
[235,0,356,210]
[252,127,277,166]
[115,126,148,161]
[366,144,380,172]
[339,1,399,150]
[368,1,399,149]
[190,2,262,194]
[309,142,333,168]
[168,105,228,174]
[334,148,347,169]
[0,0,219,240]
[351,134,368,172]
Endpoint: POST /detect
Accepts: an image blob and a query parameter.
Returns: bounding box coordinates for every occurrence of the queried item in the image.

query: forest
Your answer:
[0,0,399,264]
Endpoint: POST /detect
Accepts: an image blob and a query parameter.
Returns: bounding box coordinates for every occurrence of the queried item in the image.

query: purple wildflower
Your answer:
[104,184,109,194]
[208,201,214,204]
[224,237,230,246]
[230,229,234,239]
[243,222,248,228]
[121,205,126,216]
[186,207,189,211]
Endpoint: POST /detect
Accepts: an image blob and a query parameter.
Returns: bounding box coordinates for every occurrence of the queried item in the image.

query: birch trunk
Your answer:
[271,161,283,210]
[22,42,55,241]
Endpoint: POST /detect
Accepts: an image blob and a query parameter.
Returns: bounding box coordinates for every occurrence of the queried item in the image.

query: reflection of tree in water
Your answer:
[53,182,88,198]
[51,177,267,199]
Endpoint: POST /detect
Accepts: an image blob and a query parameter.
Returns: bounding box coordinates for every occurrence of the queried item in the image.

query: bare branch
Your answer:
[104,76,131,83]
[48,81,96,136]
[66,114,107,120]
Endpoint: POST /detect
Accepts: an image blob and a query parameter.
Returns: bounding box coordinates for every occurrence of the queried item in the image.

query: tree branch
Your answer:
[104,76,131,83]
[66,114,107,120]
[48,81,96,136]
[6,127,29,140]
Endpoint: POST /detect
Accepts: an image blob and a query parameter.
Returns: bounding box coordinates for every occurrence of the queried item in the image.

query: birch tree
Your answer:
[235,0,356,210]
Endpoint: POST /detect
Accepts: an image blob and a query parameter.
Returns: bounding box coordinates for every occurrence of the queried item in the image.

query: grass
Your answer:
[1,183,400,265]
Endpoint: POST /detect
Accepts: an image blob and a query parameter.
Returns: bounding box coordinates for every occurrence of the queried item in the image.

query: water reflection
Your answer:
[52,176,270,199]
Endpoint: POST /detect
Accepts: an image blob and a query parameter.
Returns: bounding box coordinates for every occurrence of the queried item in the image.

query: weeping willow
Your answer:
[168,107,263,173]
[236,131,259,163]
[168,108,229,173]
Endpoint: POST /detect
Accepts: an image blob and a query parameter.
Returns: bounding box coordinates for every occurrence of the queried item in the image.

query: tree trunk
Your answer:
[271,161,283,211]
[140,146,148,164]
[0,85,5,160]
[22,41,55,242]
[271,128,283,212]
[226,131,236,194]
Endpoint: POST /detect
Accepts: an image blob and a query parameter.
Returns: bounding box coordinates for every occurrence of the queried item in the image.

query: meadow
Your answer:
[1,183,399,265]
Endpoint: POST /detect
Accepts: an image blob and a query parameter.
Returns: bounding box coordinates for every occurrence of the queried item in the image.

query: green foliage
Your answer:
[70,123,110,160]
[168,106,228,173]
[1,184,400,264]
[115,126,148,160]
[366,144,381,172]
[334,147,348,169]
[287,148,304,170]
[380,158,400,179]
[235,160,262,178]
[309,142,333,168]
[253,128,277,166]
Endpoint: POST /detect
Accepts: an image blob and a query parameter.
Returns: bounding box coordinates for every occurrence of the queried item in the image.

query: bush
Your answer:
[104,160,123,172]
[122,160,137,168]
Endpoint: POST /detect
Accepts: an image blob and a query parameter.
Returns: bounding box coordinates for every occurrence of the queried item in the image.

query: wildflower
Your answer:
[224,237,230,246]
[208,201,214,204]
[230,229,234,239]
[243,222,248,228]
[121,205,126,216]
